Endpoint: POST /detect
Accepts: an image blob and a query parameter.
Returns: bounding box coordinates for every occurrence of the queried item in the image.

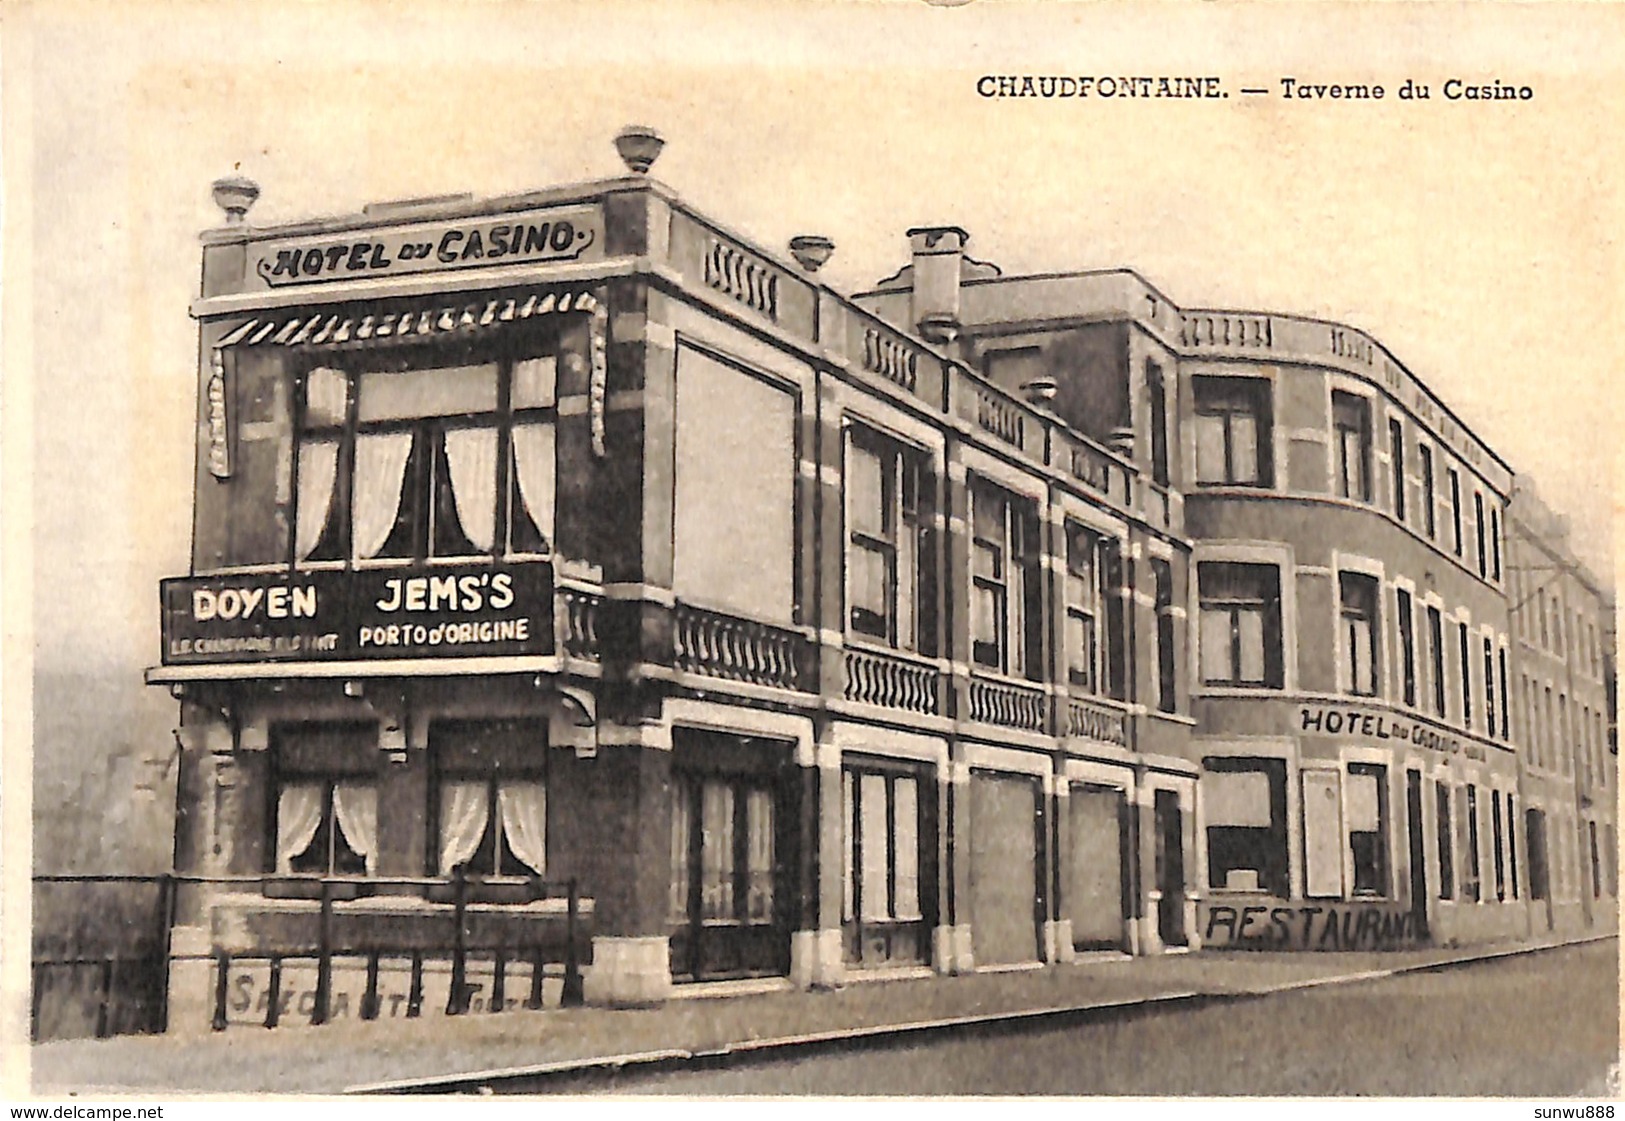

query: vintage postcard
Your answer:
[3,0,1620,1107]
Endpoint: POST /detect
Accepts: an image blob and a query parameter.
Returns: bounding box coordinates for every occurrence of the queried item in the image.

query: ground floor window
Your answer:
[1589,820,1602,901]
[1201,757,1287,896]
[271,722,378,876]
[1506,792,1519,899]
[1491,792,1506,901]
[1346,763,1388,897]
[842,757,934,967]
[430,719,548,877]
[1461,784,1482,902]
[1435,781,1454,900]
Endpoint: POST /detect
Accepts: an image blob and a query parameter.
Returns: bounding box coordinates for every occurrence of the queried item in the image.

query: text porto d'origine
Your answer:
[252,207,601,287]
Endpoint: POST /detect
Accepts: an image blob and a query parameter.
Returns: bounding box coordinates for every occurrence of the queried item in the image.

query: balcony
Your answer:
[672,603,813,692]
[967,674,1047,732]
[842,645,941,716]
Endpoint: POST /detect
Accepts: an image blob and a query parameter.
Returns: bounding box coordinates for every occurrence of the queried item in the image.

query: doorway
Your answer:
[1406,769,1429,939]
[1153,788,1186,947]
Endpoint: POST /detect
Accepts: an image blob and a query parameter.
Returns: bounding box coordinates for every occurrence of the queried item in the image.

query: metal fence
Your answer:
[32,870,589,1041]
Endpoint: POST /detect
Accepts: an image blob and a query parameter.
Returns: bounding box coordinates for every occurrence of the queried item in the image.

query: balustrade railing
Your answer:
[1066,694,1130,747]
[967,675,1047,732]
[842,646,940,715]
[672,603,811,692]
[555,586,601,661]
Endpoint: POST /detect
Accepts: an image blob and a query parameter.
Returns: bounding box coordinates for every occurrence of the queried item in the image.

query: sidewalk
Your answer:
[29,931,1615,1096]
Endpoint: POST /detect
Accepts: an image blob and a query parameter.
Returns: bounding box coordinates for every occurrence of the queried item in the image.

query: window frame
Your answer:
[1332,391,1372,502]
[1338,572,1381,698]
[1345,762,1389,898]
[969,479,1040,679]
[1388,417,1406,521]
[1197,561,1284,690]
[1396,588,1417,707]
[429,719,550,880]
[1192,376,1272,488]
[1448,468,1463,557]
[845,427,925,650]
[1419,444,1437,539]
[1202,756,1289,896]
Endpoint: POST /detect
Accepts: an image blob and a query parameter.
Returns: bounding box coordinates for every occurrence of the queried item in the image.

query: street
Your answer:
[573,942,1619,1097]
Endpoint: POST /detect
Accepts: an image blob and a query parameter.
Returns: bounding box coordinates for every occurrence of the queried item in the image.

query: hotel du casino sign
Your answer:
[1294,701,1487,761]
[161,566,555,664]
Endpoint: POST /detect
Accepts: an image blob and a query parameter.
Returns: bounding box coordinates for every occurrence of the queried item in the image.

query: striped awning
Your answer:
[215,289,600,349]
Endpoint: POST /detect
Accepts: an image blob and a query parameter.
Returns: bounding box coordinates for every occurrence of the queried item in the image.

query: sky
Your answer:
[6,0,1622,866]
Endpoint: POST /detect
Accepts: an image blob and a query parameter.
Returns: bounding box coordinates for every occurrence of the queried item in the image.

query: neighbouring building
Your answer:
[1506,482,1618,936]
[146,129,1614,1030]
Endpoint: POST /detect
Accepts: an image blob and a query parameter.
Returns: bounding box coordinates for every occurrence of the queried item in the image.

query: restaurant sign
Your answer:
[1200,900,1422,951]
[250,205,603,288]
[161,565,553,664]
[1295,703,1486,761]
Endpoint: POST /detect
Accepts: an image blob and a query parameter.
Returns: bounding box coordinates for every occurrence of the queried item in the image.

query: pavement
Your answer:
[27,930,1618,1097]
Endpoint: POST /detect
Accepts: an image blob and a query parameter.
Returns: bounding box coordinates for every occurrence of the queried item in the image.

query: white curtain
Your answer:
[332,783,378,874]
[442,427,498,552]
[352,431,414,559]
[893,777,920,920]
[745,788,774,923]
[295,439,339,561]
[276,783,324,873]
[497,781,548,875]
[510,422,555,551]
[438,780,490,874]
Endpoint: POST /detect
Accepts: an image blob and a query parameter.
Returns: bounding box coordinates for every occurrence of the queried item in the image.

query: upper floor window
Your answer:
[1474,492,1488,580]
[1448,468,1463,557]
[970,480,1040,678]
[1388,418,1406,521]
[1198,561,1283,689]
[1339,572,1380,697]
[1419,445,1437,539]
[1396,588,1417,707]
[1193,377,1271,487]
[1483,637,1499,739]
[1146,361,1170,487]
[1332,392,1371,502]
[1490,506,1503,582]
[297,355,554,566]
[1497,647,1511,742]
[846,429,926,650]
[1457,620,1473,729]
[1427,605,1447,719]
[1152,557,1177,714]
[1064,523,1101,692]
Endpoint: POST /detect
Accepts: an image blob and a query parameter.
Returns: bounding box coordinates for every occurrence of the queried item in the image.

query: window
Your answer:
[296,356,555,566]
[1483,638,1498,739]
[1388,418,1406,521]
[671,773,776,927]
[1491,792,1506,901]
[1152,558,1177,714]
[1537,588,1550,649]
[1590,820,1603,900]
[1146,361,1169,488]
[432,720,548,878]
[1193,377,1271,486]
[1435,781,1455,899]
[846,429,927,650]
[1463,784,1482,902]
[1332,391,1371,502]
[1396,589,1417,707]
[1202,758,1288,896]
[1100,541,1128,701]
[1507,792,1519,899]
[1448,468,1463,557]
[1474,492,1488,579]
[1497,648,1510,742]
[1457,621,1473,729]
[1490,506,1502,581]
[271,723,377,876]
[1339,573,1380,697]
[1559,694,1570,775]
[842,759,930,965]
[970,480,1040,678]
[1198,562,1283,689]
[1347,763,1388,896]
[1064,524,1101,692]
[1427,605,1447,718]
[1419,445,1437,539]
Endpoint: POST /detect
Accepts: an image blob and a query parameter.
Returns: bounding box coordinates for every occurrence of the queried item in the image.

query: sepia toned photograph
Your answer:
[4,0,1620,1104]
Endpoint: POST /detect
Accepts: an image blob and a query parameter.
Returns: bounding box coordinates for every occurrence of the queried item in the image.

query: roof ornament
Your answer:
[788,235,835,273]
[211,175,260,224]
[614,126,665,174]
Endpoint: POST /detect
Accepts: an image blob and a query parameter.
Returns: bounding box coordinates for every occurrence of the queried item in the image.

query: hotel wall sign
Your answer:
[161,565,554,664]
[1296,703,1486,760]
[251,205,603,288]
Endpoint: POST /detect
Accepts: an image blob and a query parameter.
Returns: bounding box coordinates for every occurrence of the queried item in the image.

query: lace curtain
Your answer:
[295,439,339,561]
[352,431,414,559]
[442,427,498,553]
[497,781,548,875]
[275,783,323,872]
[332,783,378,875]
[510,423,554,552]
[438,780,489,874]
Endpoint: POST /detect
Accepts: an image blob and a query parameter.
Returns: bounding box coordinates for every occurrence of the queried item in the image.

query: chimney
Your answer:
[907,225,968,343]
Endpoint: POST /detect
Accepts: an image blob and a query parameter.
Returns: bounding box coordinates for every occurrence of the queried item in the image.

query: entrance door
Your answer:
[669,769,794,982]
[968,772,1041,966]
[1153,789,1186,947]
[1406,770,1430,939]
[1525,808,1554,932]
[1067,784,1127,951]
